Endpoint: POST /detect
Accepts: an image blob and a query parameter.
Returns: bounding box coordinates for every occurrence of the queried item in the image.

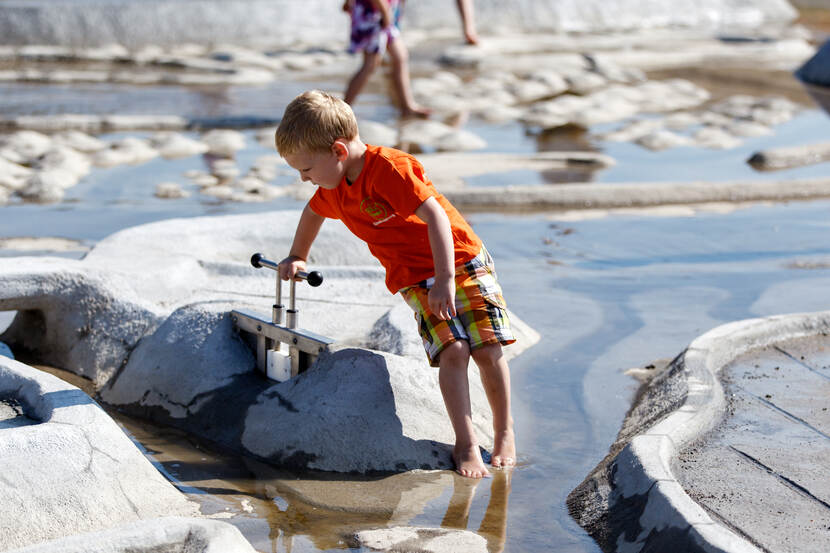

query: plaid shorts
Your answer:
[399,247,516,367]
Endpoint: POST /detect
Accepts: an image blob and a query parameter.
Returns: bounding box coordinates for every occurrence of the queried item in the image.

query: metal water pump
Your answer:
[231,253,334,381]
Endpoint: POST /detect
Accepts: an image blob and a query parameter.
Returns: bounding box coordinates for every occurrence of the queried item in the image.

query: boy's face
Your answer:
[284,145,345,190]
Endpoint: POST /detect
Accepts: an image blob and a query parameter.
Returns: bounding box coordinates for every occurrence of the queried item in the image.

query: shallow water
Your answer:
[4,20,830,553]
[20,199,830,553]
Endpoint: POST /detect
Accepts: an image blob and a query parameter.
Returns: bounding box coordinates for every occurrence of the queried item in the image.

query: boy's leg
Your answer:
[386,38,430,117]
[471,342,515,467]
[438,339,490,478]
[344,51,382,105]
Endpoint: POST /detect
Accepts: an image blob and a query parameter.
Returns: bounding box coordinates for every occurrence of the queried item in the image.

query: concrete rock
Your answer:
[0,357,199,550]
[355,526,487,553]
[155,181,190,199]
[151,132,209,159]
[6,517,256,553]
[1,211,539,474]
[202,129,246,157]
[0,258,164,386]
[796,39,830,87]
[748,141,830,171]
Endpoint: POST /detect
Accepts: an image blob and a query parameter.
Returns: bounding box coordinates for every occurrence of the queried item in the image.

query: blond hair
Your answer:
[275,90,359,156]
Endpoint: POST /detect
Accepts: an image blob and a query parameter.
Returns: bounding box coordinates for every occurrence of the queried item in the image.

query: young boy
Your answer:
[275,90,516,478]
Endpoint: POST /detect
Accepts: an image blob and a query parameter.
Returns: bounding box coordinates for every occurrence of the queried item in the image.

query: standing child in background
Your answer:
[456,0,479,45]
[342,0,430,118]
[275,90,516,478]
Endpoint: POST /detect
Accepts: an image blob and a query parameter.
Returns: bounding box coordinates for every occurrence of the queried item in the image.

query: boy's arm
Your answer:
[414,196,456,320]
[278,203,325,280]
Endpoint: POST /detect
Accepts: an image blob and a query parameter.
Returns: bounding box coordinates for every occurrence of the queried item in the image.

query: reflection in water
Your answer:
[110,408,511,553]
[442,471,511,553]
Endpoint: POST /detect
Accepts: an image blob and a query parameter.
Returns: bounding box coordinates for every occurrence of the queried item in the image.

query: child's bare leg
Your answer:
[438,340,490,478]
[471,343,515,467]
[344,51,382,105]
[456,0,479,45]
[386,38,431,118]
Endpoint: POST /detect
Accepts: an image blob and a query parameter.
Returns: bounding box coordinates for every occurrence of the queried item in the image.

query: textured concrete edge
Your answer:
[617,310,830,553]
[444,178,830,212]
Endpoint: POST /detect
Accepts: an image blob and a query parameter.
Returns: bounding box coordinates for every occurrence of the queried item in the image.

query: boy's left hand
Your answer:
[428,277,456,320]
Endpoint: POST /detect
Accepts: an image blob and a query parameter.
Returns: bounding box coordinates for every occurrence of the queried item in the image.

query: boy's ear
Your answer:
[331,140,349,160]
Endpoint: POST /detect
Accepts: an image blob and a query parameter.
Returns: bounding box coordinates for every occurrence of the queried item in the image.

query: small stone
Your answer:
[202,129,246,157]
[155,182,190,199]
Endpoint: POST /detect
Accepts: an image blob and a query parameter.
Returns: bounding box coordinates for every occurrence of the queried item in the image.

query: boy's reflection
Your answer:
[441,470,512,553]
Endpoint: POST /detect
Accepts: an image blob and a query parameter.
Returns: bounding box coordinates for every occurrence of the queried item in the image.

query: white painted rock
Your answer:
[1,211,538,474]
[93,138,159,167]
[636,130,694,151]
[693,127,742,150]
[151,132,209,159]
[52,130,108,152]
[0,357,199,551]
[358,119,399,148]
[0,130,52,161]
[355,526,487,553]
[19,170,78,203]
[202,129,246,157]
[9,517,257,553]
[33,145,91,179]
[435,129,487,152]
[0,157,32,191]
[155,182,190,199]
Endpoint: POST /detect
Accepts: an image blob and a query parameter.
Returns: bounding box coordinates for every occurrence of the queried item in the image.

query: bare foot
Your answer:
[401,104,432,119]
[453,444,491,479]
[490,428,516,468]
[464,31,479,45]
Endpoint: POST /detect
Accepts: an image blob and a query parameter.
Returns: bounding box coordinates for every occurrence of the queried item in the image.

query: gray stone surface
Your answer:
[6,517,257,553]
[748,140,830,171]
[796,39,830,87]
[0,356,200,551]
[0,211,539,473]
[568,310,830,553]
[354,526,487,553]
[676,336,830,552]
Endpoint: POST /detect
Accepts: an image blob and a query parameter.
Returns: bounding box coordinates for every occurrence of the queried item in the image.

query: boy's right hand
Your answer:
[277,255,306,281]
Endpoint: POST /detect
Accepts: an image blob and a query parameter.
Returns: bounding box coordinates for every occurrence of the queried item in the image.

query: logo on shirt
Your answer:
[361,198,396,226]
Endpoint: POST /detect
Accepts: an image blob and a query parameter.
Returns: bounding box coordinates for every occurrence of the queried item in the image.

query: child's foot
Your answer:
[490,428,516,468]
[453,444,491,478]
[401,104,432,119]
[464,31,479,45]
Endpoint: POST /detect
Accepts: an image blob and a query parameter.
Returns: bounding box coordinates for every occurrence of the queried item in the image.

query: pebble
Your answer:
[98,138,159,167]
[33,146,92,181]
[151,132,209,159]
[636,130,694,151]
[0,158,32,191]
[1,130,53,160]
[19,171,75,203]
[52,131,108,152]
[202,130,246,157]
[155,182,190,199]
[693,127,743,150]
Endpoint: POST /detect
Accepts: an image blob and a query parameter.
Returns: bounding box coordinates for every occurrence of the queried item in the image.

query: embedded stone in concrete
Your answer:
[6,517,257,553]
[0,356,199,551]
[747,141,830,171]
[354,526,487,553]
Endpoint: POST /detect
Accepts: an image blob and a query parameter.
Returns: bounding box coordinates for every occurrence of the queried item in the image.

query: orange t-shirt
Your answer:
[309,144,482,293]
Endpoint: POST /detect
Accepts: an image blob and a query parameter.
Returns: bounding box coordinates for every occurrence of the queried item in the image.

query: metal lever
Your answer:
[250,253,323,329]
